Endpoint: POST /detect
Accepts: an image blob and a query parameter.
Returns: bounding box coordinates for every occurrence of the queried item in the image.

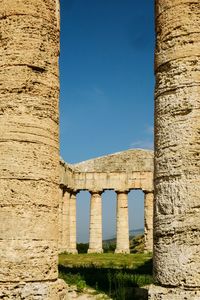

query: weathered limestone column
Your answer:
[60,190,71,253]
[0,0,67,298]
[58,186,64,253]
[144,191,153,253]
[115,191,130,254]
[149,1,200,298]
[88,190,103,253]
[68,191,78,254]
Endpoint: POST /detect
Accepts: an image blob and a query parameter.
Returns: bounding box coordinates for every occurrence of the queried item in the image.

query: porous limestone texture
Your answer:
[0,0,67,298]
[150,0,200,298]
[59,149,154,253]
[0,279,67,300]
[148,285,200,300]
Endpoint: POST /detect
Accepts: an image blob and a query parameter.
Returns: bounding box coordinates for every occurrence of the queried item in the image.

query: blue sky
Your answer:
[59,0,155,242]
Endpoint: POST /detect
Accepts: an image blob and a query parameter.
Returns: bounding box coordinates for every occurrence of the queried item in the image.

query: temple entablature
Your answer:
[60,149,154,193]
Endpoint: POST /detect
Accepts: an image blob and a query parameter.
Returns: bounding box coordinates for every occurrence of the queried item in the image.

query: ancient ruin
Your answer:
[0,0,66,298]
[59,149,154,254]
[0,0,199,299]
[149,0,200,299]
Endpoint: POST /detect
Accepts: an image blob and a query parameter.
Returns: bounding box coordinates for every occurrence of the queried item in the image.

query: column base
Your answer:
[148,284,200,300]
[144,249,153,254]
[59,248,78,254]
[64,248,78,254]
[87,248,103,254]
[115,248,130,254]
[0,279,68,300]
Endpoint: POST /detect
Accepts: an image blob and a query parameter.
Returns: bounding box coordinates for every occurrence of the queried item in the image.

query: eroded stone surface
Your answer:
[0,0,67,297]
[0,279,67,300]
[151,0,200,298]
[148,285,200,300]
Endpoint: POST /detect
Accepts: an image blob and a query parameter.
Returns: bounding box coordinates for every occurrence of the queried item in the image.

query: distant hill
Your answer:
[129,228,144,237]
[103,228,144,245]
[77,229,145,253]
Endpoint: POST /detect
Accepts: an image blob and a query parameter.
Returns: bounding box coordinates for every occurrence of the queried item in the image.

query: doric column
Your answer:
[58,187,64,253]
[144,191,153,253]
[0,0,67,298]
[115,191,130,254]
[149,1,200,298]
[68,191,78,254]
[88,190,103,253]
[60,190,71,253]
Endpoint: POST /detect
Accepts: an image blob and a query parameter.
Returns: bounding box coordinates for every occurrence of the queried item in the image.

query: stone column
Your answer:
[149,1,200,299]
[115,191,130,254]
[60,190,71,253]
[88,191,103,253]
[68,191,78,254]
[0,0,67,298]
[144,191,153,253]
[58,187,64,253]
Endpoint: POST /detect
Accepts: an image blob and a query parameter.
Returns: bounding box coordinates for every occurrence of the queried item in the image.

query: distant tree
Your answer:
[77,243,89,253]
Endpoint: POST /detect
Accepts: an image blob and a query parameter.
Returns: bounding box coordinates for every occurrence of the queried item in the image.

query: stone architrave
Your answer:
[115,191,130,254]
[88,190,103,253]
[0,0,67,298]
[149,0,200,298]
[144,191,153,253]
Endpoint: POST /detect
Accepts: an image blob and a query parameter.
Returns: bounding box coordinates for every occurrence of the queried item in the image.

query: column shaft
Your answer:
[88,191,103,253]
[115,191,130,254]
[61,190,71,253]
[144,192,153,253]
[149,1,200,298]
[58,187,64,253]
[0,0,67,298]
[68,192,77,254]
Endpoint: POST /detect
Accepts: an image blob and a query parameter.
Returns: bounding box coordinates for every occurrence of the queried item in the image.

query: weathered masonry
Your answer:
[59,149,154,254]
[149,0,200,299]
[0,0,67,298]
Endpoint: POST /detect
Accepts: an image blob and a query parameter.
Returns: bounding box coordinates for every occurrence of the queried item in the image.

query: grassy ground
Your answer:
[59,252,152,269]
[59,253,153,299]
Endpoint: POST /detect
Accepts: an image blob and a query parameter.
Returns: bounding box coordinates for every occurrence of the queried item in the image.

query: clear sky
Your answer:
[59,0,155,242]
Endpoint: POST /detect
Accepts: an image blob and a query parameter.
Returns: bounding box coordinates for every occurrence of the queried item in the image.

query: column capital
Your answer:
[115,189,129,194]
[89,190,103,195]
[143,190,154,194]
[69,189,79,196]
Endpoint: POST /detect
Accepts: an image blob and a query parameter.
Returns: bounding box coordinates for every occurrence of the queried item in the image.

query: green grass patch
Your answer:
[59,252,152,270]
[59,253,153,299]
